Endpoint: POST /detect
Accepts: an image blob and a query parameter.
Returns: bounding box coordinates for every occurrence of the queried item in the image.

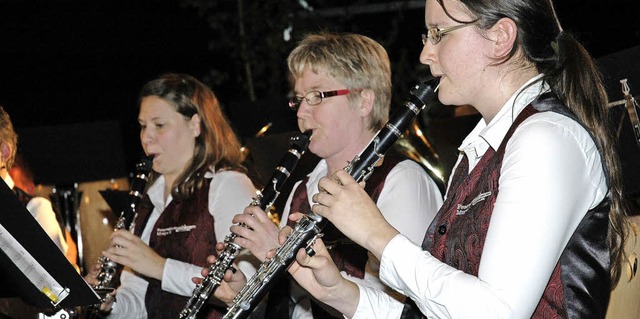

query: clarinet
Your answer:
[89,155,153,311]
[178,131,311,319]
[222,77,440,319]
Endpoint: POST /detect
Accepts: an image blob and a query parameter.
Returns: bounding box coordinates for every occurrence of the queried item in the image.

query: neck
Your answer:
[325,130,376,175]
[163,174,175,202]
[477,66,540,123]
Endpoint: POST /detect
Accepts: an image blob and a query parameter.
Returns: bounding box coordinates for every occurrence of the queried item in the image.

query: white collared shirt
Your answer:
[352,75,607,318]
[110,168,257,319]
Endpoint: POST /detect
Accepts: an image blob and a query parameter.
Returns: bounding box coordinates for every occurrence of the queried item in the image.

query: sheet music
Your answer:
[0,223,69,306]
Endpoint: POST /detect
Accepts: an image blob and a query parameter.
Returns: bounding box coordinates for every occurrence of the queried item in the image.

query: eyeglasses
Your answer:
[288,89,358,111]
[421,23,475,45]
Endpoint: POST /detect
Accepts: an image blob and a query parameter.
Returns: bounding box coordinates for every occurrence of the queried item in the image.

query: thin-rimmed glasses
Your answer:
[288,89,359,111]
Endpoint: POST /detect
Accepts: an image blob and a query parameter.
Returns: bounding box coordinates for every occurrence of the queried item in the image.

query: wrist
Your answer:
[324,279,360,317]
[155,257,167,280]
[367,227,399,260]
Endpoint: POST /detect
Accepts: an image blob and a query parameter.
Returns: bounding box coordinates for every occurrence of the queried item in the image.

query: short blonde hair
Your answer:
[287,32,392,130]
[0,107,18,169]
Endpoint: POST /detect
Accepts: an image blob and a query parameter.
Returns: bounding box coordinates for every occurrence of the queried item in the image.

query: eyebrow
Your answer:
[293,85,324,95]
[138,116,164,123]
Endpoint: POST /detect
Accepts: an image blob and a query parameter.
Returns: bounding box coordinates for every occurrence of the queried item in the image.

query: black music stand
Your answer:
[598,45,640,200]
[0,179,100,310]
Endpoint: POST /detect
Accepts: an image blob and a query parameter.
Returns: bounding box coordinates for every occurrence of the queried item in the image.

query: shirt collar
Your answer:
[459,74,549,157]
[147,166,216,209]
[305,159,328,196]
[147,174,168,209]
[2,174,15,189]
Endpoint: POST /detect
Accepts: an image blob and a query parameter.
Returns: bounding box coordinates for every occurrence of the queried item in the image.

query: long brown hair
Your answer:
[138,73,246,200]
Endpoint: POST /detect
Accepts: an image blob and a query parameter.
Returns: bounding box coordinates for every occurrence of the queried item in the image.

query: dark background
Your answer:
[0,0,638,188]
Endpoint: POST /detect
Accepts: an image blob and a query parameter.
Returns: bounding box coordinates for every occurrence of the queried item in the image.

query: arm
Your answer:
[26,196,68,253]
[108,269,149,319]
[313,116,604,317]
[344,160,443,296]
[378,117,605,318]
[278,215,360,318]
[281,212,407,319]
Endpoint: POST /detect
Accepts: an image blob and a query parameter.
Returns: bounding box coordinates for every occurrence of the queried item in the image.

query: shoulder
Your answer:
[209,169,256,193]
[386,159,442,192]
[512,112,598,157]
[505,111,605,190]
[387,159,435,182]
[26,196,54,211]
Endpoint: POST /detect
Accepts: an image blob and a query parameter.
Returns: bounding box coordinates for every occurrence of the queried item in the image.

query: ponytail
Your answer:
[544,32,628,287]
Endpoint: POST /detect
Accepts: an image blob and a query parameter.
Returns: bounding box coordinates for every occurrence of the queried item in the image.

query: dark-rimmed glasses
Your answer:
[288,89,358,111]
[421,23,476,45]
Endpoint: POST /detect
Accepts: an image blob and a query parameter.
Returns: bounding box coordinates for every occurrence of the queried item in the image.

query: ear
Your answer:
[489,17,518,59]
[189,114,201,137]
[358,89,375,117]
[0,142,12,168]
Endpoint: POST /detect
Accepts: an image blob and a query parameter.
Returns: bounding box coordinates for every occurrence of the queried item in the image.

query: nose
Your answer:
[140,128,153,147]
[419,42,436,66]
[296,99,313,118]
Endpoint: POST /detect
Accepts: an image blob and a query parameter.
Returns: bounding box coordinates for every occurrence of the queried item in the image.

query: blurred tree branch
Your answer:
[179,0,300,102]
[179,0,429,108]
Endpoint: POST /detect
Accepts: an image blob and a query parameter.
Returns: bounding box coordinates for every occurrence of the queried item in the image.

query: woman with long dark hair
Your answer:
[286,0,628,318]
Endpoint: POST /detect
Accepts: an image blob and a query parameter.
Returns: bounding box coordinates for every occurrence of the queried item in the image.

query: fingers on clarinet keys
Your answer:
[305,233,324,257]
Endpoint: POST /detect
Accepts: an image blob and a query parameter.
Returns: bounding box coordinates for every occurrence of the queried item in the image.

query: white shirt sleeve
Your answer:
[356,115,606,318]
[110,269,149,319]
[26,196,68,254]
[351,281,406,319]
[160,170,257,296]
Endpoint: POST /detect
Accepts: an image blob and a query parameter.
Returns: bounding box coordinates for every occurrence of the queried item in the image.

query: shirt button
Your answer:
[437,225,447,235]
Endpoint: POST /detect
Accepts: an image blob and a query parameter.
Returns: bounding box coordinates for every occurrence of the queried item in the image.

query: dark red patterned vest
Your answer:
[402,94,611,319]
[133,178,224,319]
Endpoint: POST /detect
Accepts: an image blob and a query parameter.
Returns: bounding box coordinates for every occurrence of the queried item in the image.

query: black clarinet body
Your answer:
[222,77,440,319]
[84,155,153,317]
[178,131,311,319]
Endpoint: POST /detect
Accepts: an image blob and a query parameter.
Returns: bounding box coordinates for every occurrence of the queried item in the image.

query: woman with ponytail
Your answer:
[282,0,629,318]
